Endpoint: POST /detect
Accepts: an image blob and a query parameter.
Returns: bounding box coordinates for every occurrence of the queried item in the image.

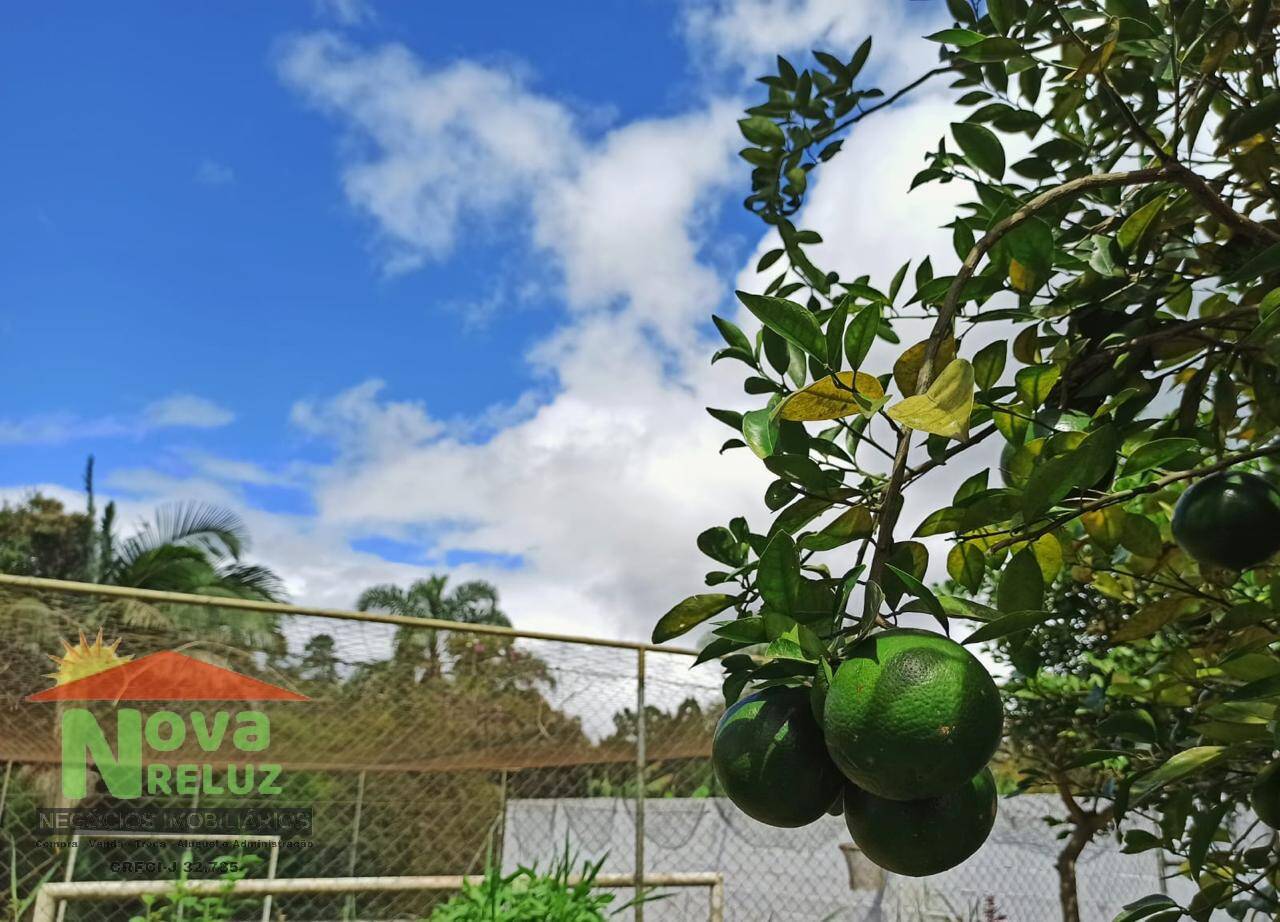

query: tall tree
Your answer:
[653,0,1280,916]
[356,576,510,682]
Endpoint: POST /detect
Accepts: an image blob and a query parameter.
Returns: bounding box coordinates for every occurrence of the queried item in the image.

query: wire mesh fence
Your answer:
[0,577,1179,922]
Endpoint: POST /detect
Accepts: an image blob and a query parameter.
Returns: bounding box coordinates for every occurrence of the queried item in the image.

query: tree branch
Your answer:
[866,168,1173,589]
[990,438,1280,553]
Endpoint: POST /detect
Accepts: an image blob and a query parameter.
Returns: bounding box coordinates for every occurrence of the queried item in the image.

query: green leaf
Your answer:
[713,617,767,644]
[776,372,886,421]
[1004,217,1054,279]
[697,526,743,566]
[799,506,874,551]
[742,407,780,459]
[1114,895,1179,922]
[951,122,1005,178]
[692,636,746,667]
[738,116,785,147]
[843,303,881,370]
[885,563,946,622]
[1120,438,1199,478]
[1015,364,1061,407]
[1221,91,1280,146]
[1117,196,1167,255]
[652,594,737,643]
[758,532,800,614]
[1120,513,1163,559]
[998,548,1044,613]
[736,291,827,359]
[925,28,987,46]
[825,298,848,371]
[1099,709,1157,743]
[1111,596,1197,642]
[947,542,985,593]
[1131,747,1227,801]
[1021,453,1077,520]
[848,37,872,78]
[987,0,1015,33]
[712,315,754,355]
[1230,673,1280,701]
[963,609,1053,644]
[973,340,1007,390]
[886,358,975,439]
[1219,602,1272,630]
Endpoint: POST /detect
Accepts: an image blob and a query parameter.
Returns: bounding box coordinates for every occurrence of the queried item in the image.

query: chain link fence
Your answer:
[0,577,1178,921]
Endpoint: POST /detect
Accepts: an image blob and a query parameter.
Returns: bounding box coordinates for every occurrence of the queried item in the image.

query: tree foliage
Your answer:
[659,0,1280,915]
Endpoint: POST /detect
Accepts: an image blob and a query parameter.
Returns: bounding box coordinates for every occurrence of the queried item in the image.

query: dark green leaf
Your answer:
[952,122,1006,178]
[963,609,1053,643]
[998,548,1044,613]
[757,532,800,614]
[653,594,738,643]
[737,291,827,359]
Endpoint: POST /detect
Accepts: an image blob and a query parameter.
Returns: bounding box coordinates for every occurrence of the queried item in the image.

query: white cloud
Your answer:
[0,395,234,446]
[2,15,986,645]
[143,394,235,429]
[278,34,582,272]
[195,159,235,186]
[682,0,950,89]
[314,0,374,26]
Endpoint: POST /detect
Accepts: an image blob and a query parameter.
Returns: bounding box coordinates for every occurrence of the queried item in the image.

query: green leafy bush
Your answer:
[428,847,650,922]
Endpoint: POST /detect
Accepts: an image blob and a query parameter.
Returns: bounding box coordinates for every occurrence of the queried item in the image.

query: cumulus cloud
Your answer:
[7,12,983,645]
[0,395,234,446]
[278,35,582,272]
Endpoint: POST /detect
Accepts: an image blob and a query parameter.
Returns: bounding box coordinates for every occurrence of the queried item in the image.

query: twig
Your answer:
[866,168,1173,587]
[990,439,1280,552]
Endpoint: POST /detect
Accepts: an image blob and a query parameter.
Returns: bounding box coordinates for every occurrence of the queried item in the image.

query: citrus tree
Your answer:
[652,0,1280,915]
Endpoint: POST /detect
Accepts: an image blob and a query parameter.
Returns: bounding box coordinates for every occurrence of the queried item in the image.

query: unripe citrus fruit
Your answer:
[1172,470,1280,571]
[711,686,843,828]
[1251,759,1280,828]
[824,628,1002,800]
[844,768,997,876]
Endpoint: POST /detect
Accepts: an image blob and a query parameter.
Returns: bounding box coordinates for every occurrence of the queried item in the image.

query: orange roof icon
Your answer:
[26,651,309,702]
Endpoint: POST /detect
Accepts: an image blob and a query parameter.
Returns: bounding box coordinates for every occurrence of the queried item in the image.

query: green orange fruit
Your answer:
[844,768,998,877]
[1171,470,1280,571]
[711,686,843,828]
[1251,759,1280,829]
[824,628,1002,801]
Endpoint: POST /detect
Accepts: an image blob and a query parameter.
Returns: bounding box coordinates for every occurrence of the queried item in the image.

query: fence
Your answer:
[0,575,1179,922]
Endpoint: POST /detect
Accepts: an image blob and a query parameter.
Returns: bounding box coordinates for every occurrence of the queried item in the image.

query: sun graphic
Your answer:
[47,629,132,686]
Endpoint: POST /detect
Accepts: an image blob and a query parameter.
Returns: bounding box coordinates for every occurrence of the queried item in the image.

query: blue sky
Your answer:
[1,0,961,639]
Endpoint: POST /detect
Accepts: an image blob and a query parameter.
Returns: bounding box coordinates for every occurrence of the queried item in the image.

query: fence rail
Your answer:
[32,873,727,922]
[0,574,1183,921]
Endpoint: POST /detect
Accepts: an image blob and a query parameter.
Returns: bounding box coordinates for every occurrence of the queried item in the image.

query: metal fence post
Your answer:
[634,648,646,922]
[0,761,12,824]
[343,769,367,921]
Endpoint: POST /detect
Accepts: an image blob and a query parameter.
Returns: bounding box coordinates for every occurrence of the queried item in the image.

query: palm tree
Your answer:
[355,575,510,682]
[101,501,283,599]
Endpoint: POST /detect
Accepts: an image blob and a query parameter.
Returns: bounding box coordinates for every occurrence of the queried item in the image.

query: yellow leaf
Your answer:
[1082,505,1126,549]
[1111,597,1199,643]
[893,338,957,396]
[776,371,886,421]
[886,358,975,439]
[1008,258,1039,294]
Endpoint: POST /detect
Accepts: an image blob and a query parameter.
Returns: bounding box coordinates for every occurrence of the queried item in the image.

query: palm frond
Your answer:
[110,544,218,591]
[114,502,249,571]
[216,564,285,602]
[445,580,510,626]
[356,584,409,614]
